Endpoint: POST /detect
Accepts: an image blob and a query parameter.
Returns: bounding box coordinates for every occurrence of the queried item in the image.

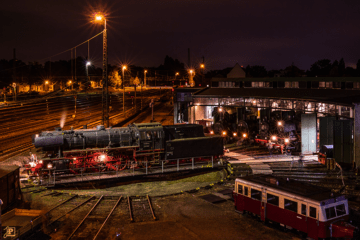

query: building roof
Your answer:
[211,77,360,82]
[192,87,360,105]
[227,63,246,78]
[0,164,19,178]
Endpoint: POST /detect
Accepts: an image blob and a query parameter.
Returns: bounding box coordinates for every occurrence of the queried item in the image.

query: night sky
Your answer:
[1,0,360,71]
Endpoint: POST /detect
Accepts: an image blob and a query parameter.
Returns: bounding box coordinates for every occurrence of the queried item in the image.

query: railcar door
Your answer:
[260,190,266,222]
[307,205,319,239]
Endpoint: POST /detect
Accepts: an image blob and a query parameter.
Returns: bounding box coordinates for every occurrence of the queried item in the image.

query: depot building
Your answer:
[173,64,360,169]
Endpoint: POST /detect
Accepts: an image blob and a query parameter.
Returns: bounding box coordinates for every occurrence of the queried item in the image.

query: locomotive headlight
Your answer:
[100,154,106,161]
[285,138,289,143]
[39,160,43,164]
[29,162,36,167]
[272,136,277,141]
[210,130,214,135]
[243,133,247,138]
[222,131,227,136]
[47,163,53,169]
[233,132,237,137]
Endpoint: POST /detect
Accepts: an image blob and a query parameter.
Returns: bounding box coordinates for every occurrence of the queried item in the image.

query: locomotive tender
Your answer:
[31,123,223,175]
[233,175,358,239]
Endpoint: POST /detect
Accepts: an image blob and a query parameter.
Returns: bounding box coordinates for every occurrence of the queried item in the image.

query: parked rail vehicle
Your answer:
[30,123,223,176]
[254,110,301,154]
[233,175,358,240]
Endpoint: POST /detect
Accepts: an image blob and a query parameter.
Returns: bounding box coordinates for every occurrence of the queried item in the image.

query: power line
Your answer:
[0,31,104,73]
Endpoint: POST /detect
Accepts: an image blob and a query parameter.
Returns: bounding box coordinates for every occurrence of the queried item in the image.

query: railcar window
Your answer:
[251,189,262,201]
[335,204,346,216]
[284,199,298,213]
[146,131,152,140]
[309,207,317,218]
[325,206,336,219]
[237,184,243,194]
[301,204,307,215]
[244,187,248,196]
[266,193,279,206]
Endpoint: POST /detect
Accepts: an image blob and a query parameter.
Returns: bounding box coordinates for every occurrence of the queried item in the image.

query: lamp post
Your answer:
[122,65,127,116]
[144,70,147,88]
[189,69,195,87]
[200,63,205,87]
[175,72,179,85]
[94,13,108,127]
[86,61,91,90]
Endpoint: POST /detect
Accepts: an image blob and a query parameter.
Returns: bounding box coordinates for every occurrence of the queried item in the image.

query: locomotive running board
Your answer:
[63,145,139,154]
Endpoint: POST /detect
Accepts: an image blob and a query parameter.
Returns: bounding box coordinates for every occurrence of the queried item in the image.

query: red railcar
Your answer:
[233,175,358,239]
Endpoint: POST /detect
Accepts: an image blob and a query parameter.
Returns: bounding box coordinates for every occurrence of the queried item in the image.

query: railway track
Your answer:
[31,193,157,240]
[0,90,169,163]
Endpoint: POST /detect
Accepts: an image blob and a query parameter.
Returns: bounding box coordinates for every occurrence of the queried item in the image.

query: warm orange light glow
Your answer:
[272,136,277,141]
[95,14,103,21]
[175,72,179,76]
[144,70,147,73]
[210,130,214,135]
[285,138,289,143]
[222,131,227,136]
[233,132,237,137]
[69,80,72,84]
[122,66,127,70]
[190,69,193,74]
[278,121,282,126]
[45,81,49,84]
[243,133,247,138]
[200,64,205,68]
[218,108,223,112]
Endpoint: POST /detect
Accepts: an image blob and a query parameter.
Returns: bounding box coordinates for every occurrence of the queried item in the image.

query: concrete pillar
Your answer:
[354,103,360,169]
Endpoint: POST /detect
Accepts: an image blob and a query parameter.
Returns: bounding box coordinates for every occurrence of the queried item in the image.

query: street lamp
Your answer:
[144,70,147,87]
[86,61,91,89]
[122,65,127,116]
[188,69,195,87]
[68,80,73,90]
[94,13,108,127]
[200,63,205,86]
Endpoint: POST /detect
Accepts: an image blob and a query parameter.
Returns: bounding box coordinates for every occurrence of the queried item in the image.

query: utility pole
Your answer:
[13,49,16,101]
[102,22,108,127]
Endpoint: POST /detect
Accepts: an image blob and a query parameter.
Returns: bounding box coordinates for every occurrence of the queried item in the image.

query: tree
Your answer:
[308,59,332,77]
[338,58,345,76]
[284,64,304,77]
[108,70,122,89]
[245,65,267,78]
[132,76,140,86]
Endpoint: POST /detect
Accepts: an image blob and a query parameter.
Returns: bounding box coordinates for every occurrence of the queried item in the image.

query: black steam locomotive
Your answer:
[30,123,223,175]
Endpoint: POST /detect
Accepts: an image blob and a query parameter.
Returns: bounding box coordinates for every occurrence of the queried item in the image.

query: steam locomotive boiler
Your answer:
[30,123,223,175]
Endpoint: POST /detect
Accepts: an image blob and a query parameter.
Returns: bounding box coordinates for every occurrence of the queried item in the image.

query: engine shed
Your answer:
[0,165,21,213]
[174,78,360,169]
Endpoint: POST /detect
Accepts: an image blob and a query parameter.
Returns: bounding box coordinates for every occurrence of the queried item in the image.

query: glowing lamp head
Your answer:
[86,61,91,66]
[285,138,289,143]
[222,131,227,136]
[243,133,247,138]
[219,108,223,112]
[69,80,72,84]
[35,134,39,138]
[144,70,147,73]
[45,81,49,84]
[278,121,282,126]
[200,64,205,68]
[272,136,277,141]
[190,70,193,74]
[123,66,127,70]
[100,154,106,161]
[210,130,214,135]
[175,72,179,76]
[233,132,237,137]
[95,14,103,21]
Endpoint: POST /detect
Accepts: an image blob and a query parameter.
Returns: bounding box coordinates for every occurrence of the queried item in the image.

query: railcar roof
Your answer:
[236,175,341,202]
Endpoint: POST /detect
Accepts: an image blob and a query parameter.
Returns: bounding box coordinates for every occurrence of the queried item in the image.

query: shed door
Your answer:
[301,114,317,154]
[334,120,353,165]
[319,117,335,147]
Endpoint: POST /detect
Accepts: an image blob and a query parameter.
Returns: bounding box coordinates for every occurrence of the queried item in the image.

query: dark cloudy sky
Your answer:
[1,0,360,71]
